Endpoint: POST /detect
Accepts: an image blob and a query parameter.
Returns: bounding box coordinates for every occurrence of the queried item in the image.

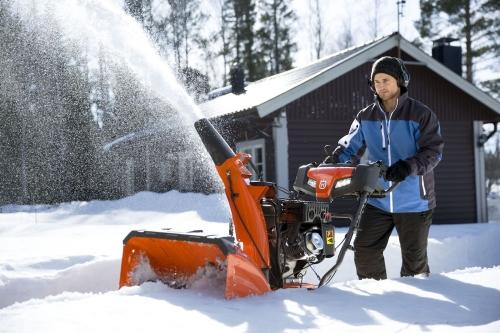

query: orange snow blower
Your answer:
[119,118,396,299]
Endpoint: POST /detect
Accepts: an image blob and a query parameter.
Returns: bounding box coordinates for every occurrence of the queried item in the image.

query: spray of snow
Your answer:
[6,0,223,194]
[128,254,227,297]
[11,0,203,124]
[187,259,227,297]
[128,253,158,286]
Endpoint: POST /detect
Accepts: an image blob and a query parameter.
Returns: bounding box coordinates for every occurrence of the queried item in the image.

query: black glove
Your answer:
[385,160,411,182]
[323,145,335,164]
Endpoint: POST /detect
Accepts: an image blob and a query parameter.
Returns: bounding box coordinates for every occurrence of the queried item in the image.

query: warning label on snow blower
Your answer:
[326,230,334,245]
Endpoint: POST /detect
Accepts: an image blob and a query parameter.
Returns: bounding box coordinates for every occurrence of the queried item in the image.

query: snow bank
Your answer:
[1,191,499,333]
[0,257,119,308]
[1,267,499,333]
[0,190,230,222]
[488,193,500,222]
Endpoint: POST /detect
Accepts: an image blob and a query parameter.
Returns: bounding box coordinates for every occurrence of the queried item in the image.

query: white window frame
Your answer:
[236,138,266,181]
[273,111,289,197]
[474,121,488,222]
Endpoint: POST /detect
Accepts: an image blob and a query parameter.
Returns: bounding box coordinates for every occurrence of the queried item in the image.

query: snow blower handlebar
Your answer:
[316,163,400,288]
[316,191,370,288]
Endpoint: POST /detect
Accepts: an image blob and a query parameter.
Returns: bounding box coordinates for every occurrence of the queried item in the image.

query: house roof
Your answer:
[199,32,500,119]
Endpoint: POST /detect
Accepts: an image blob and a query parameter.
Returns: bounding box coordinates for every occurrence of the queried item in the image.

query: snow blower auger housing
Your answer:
[119,118,396,299]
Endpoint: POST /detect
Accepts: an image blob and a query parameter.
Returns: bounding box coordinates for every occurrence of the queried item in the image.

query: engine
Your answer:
[261,162,383,288]
[261,199,335,288]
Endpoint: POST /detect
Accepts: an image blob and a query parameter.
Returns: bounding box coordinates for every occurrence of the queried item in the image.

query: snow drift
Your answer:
[1,191,499,333]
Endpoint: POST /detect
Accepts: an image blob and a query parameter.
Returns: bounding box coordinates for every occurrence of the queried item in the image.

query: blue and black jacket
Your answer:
[332,92,444,213]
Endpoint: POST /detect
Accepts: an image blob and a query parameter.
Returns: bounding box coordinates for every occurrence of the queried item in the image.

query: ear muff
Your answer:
[396,58,410,88]
[368,78,376,92]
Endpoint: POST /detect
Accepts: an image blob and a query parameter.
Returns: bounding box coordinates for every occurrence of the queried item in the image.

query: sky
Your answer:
[0,190,499,332]
[199,0,496,86]
[291,0,422,66]
[198,0,424,86]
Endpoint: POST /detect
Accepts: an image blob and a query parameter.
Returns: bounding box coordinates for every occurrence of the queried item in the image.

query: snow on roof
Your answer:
[200,32,500,119]
[199,34,386,119]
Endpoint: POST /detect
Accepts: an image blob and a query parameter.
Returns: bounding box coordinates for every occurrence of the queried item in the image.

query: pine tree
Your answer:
[220,0,262,82]
[30,7,97,203]
[130,0,206,73]
[60,40,98,202]
[308,0,325,60]
[180,0,207,70]
[369,0,381,39]
[0,1,100,204]
[256,0,296,76]
[336,15,354,51]
[218,0,231,85]
[241,0,263,80]
[124,0,214,94]
[0,0,24,203]
[124,0,142,21]
[416,0,500,83]
[178,67,210,103]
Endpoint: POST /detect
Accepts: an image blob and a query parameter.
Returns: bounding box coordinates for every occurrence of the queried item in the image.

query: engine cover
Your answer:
[293,162,382,201]
[280,200,335,258]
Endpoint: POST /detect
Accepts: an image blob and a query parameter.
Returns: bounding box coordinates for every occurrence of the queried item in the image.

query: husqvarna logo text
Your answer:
[319,180,327,189]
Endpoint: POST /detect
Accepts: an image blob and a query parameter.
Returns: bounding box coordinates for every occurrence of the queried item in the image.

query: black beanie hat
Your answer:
[370,56,410,88]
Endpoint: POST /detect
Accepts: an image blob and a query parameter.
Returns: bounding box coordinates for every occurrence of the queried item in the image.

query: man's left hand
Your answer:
[385,160,411,182]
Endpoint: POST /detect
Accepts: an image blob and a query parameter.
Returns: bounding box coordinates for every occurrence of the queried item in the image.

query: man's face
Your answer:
[373,73,400,101]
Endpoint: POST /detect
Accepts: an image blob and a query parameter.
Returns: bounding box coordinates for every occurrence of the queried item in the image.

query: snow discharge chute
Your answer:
[119,118,397,299]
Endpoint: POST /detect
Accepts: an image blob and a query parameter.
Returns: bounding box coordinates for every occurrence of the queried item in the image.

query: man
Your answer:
[331,56,444,279]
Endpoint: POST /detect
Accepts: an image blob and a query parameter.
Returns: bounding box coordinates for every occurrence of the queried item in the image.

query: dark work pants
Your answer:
[354,204,433,280]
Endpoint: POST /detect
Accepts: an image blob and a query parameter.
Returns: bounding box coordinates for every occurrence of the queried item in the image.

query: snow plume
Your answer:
[10,0,203,124]
[3,0,222,198]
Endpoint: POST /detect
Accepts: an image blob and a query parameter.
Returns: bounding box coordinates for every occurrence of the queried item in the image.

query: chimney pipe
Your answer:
[432,37,462,76]
[229,64,246,95]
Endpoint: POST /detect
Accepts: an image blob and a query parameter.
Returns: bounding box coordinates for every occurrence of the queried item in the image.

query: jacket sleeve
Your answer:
[406,107,444,175]
[332,113,366,164]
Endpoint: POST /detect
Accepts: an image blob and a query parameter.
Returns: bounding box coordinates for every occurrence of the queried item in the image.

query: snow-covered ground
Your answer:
[488,186,500,221]
[1,191,499,333]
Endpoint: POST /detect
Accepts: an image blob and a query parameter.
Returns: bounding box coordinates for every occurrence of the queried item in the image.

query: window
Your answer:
[236,138,266,181]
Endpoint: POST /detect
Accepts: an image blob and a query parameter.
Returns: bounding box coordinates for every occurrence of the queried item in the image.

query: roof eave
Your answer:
[256,36,398,118]
[257,35,500,118]
[206,106,258,120]
[399,38,500,115]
